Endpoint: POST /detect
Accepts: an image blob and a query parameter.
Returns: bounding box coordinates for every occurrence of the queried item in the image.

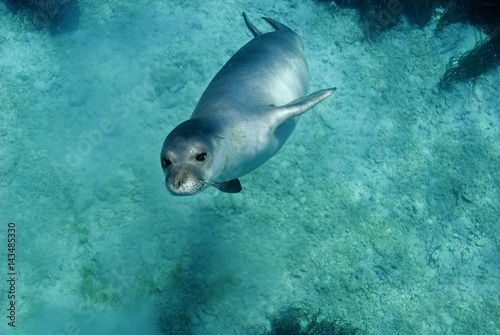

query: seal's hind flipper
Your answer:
[262,17,291,31]
[214,179,242,193]
[242,12,261,37]
[243,12,291,36]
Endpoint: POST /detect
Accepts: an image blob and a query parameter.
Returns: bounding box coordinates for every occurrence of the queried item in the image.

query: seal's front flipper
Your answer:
[214,179,242,193]
[271,88,336,126]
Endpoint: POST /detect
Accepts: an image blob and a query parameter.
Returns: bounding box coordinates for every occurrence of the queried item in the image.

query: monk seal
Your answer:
[161,12,336,196]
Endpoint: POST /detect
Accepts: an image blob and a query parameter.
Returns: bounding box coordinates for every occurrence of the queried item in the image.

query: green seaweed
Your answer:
[157,261,211,335]
[436,0,500,34]
[78,259,118,304]
[157,307,192,335]
[439,31,500,88]
[256,303,361,335]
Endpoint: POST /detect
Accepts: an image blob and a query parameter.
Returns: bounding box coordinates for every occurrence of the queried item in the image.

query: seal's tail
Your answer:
[242,12,291,38]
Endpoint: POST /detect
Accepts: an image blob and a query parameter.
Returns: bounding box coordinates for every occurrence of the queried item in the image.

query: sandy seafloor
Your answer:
[1,0,499,334]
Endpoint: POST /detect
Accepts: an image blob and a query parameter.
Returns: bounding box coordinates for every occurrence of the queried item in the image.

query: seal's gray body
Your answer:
[161,13,335,195]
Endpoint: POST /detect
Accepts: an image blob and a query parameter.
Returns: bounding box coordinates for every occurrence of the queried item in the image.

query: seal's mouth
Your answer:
[165,168,209,196]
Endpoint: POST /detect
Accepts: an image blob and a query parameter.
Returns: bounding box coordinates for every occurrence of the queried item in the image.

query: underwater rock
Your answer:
[3,0,80,34]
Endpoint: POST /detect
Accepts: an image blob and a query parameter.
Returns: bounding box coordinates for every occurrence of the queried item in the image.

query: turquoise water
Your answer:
[1,1,499,334]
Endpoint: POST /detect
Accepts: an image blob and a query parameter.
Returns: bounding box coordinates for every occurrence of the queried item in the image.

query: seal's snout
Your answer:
[165,168,206,196]
[172,170,189,190]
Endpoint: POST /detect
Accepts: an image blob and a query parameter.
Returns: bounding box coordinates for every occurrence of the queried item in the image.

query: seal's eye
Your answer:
[196,152,207,162]
[161,158,171,168]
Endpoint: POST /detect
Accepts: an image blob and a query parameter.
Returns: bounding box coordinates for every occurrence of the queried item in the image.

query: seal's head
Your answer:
[160,118,222,196]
